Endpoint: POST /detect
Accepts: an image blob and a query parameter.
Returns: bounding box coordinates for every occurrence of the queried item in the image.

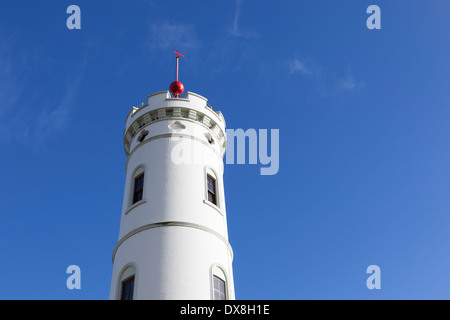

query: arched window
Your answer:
[117,264,137,300]
[213,275,226,300]
[207,175,217,205]
[211,265,228,300]
[205,168,219,207]
[121,275,135,300]
[133,173,144,204]
[129,165,146,207]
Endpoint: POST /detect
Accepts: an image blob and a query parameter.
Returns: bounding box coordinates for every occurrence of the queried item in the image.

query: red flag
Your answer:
[173,50,184,57]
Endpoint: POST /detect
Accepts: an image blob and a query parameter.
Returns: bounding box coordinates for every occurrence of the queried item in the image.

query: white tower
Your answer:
[109,52,235,300]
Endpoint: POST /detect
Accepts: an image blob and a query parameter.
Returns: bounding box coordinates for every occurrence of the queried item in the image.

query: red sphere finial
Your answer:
[170,81,184,98]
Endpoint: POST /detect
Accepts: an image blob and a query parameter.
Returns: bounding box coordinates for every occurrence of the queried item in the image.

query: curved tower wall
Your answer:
[109,91,234,300]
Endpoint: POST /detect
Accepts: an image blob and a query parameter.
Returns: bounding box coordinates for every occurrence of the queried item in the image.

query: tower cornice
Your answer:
[123,91,227,157]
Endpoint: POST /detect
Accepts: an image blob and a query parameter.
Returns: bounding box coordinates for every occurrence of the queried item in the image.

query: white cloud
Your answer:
[0,32,84,149]
[31,74,82,148]
[0,34,27,145]
[229,0,259,39]
[288,59,312,75]
[148,22,199,51]
[0,74,82,150]
[338,73,364,91]
[287,55,365,99]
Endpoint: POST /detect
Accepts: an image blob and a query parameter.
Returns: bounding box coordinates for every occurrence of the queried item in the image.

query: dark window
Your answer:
[213,276,226,300]
[137,129,149,143]
[133,173,144,204]
[207,174,217,205]
[121,276,135,300]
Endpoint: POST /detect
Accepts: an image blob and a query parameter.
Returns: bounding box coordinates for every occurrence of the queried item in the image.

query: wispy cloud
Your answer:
[0,74,83,150]
[287,56,323,78]
[29,73,83,148]
[0,33,28,145]
[229,0,259,39]
[338,72,364,91]
[0,32,85,150]
[289,59,312,75]
[148,22,200,51]
[143,3,260,79]
[287,55,364,99]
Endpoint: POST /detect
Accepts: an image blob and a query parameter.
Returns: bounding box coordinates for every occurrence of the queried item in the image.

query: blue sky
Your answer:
[1,0,450,299]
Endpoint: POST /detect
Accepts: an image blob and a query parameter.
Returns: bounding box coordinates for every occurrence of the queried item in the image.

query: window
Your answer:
[121,276,135,300]
[205,132,215,145]
[211,265,229,300]
[213,276,226,300]
[133,173,144,204]
[116,264,137,300]
[207,174,217,205]
[129,165,145,209]
[137,129,149,143]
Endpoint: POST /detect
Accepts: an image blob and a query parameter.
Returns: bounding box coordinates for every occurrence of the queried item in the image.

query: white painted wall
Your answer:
[110,91,234,300]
